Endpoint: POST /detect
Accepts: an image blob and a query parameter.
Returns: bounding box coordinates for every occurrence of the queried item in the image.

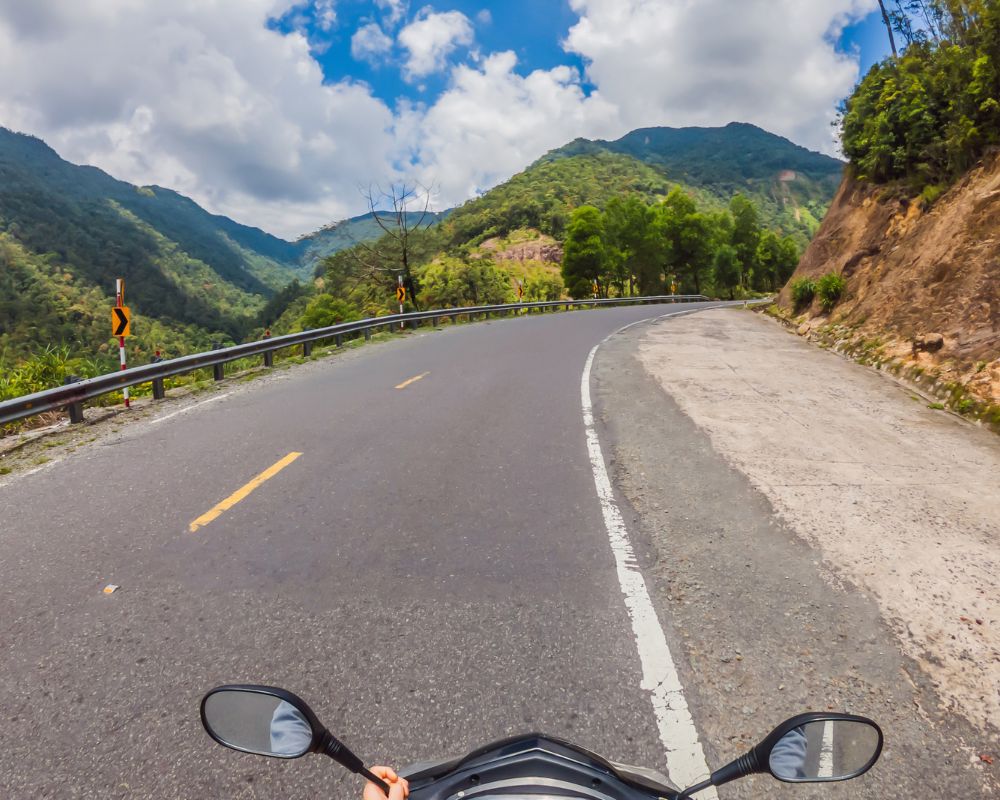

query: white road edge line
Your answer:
[818,720,835,778]
[150,392,232,424]
[582,304,723,796]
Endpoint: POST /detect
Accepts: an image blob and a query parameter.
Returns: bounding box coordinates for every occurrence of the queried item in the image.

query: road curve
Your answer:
[0,302,724,798]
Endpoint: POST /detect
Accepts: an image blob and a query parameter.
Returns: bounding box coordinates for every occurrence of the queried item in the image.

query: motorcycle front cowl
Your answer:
[401,734,679,799]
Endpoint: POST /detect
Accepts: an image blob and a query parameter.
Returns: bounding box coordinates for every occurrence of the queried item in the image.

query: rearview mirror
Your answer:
[677,712,883,799]
[766,718,882,782]
[200,684,390,795]
[201,686,318,758]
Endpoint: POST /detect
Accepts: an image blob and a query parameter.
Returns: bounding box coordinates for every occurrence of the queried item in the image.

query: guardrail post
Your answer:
[303,341,313,357]
[263,351,274,368]
[432,317,439,328]
[213,364,225,381]
[409,320,418,330]
[364,328,372,341]
[336,334,344,347]
[66,401,84,424]
[152,378,166,400]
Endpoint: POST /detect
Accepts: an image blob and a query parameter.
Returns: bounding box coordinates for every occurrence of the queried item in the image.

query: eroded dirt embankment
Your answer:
[778,160,999,419]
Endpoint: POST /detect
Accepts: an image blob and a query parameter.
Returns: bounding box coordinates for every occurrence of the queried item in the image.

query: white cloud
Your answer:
[313,0,336,31]
[0,0,875,239]
[564,0,876,154]
[375,0,408,28]
[0,0,397,238]
[351,22,393,64]
[404,52,619,206]
[476,9,492,25]
[398,7,474,80]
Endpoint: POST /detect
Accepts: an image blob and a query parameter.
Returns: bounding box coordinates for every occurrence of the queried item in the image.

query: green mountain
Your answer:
[0,126,306,357]
[446,122,843,248]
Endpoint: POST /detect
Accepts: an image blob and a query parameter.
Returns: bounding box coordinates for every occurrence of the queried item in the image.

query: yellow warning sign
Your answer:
[112,306,131,337]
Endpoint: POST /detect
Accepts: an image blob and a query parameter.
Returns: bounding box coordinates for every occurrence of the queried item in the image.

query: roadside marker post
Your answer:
[396,277,406,329]
[114,279,131,408]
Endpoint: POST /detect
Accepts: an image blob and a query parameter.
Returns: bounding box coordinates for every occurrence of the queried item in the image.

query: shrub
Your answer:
[816,273,846,313]
[920,184,947,206]
[789,277,817,310]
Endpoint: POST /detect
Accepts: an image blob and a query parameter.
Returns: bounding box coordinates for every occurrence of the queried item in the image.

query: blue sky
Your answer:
[0,0,897,236]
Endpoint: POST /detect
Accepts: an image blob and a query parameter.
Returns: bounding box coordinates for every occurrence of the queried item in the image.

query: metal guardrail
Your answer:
[0,295,710,426]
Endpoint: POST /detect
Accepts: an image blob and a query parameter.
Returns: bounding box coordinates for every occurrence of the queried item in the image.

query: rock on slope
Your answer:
[779,156,1000,410]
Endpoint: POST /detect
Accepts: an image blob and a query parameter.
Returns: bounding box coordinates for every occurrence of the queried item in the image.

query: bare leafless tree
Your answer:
[359,183,436,310]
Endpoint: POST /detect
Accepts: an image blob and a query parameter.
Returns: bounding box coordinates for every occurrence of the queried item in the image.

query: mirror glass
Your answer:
[203,690,315,758]
[769,720,880,781]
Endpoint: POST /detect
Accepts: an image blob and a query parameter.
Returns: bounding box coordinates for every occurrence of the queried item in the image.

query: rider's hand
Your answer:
[364,766,409,800]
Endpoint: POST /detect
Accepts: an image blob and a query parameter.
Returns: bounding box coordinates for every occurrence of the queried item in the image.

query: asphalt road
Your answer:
[0,303,721,799]
[1,302,990,799]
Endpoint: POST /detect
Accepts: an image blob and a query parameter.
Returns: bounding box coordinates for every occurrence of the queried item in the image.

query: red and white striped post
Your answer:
[116,278,129,408]
[397,273,405,330]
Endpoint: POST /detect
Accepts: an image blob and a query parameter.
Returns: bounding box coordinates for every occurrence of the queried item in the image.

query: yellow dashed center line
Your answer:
[395,371,430,390]
[189,451,303,533]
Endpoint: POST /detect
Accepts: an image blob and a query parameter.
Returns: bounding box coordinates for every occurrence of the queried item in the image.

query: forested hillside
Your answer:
[542,123,844,245]
[0,127,301,360]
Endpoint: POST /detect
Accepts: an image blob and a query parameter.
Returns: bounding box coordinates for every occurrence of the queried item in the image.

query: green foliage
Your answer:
[752,231,800,292]
[816,273,847,312]
[920,183,947,205]
[541,124,843,243]
[445,152,671,245]
[299,294,361,330]
[713,245,741,299]
[604,195,662,295]
[562,206,607,298]
[789,277,818,309]
[521,265,564,301]
[658,188,716,295]
[841,3,1000,191]
[417,256,514,307]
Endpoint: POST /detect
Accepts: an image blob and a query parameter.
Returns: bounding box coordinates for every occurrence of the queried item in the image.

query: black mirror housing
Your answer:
[201,684,326,759]
[701,712,883,794]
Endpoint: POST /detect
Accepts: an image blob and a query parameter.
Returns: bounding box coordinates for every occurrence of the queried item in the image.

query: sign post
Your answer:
[113,279,131,408]
[396,276,406,329]
[517,281,524,303]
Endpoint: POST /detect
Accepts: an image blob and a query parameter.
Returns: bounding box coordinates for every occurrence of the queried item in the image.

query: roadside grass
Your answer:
[2,315,457,436]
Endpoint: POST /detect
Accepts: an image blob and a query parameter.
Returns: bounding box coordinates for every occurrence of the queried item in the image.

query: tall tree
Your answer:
[562,206,607,299]
[713,245,741,300]
[729,194,762,290]
[603,195,662,295]
[658,189,714,295]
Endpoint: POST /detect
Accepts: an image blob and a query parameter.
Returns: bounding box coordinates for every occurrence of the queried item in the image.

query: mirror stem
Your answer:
[675,778,712,800]
[676,750,760,799]
[709,750,759,788]
[317,731,391,795]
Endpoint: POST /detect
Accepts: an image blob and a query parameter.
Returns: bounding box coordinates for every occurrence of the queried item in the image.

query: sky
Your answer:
[0,1,892,239]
